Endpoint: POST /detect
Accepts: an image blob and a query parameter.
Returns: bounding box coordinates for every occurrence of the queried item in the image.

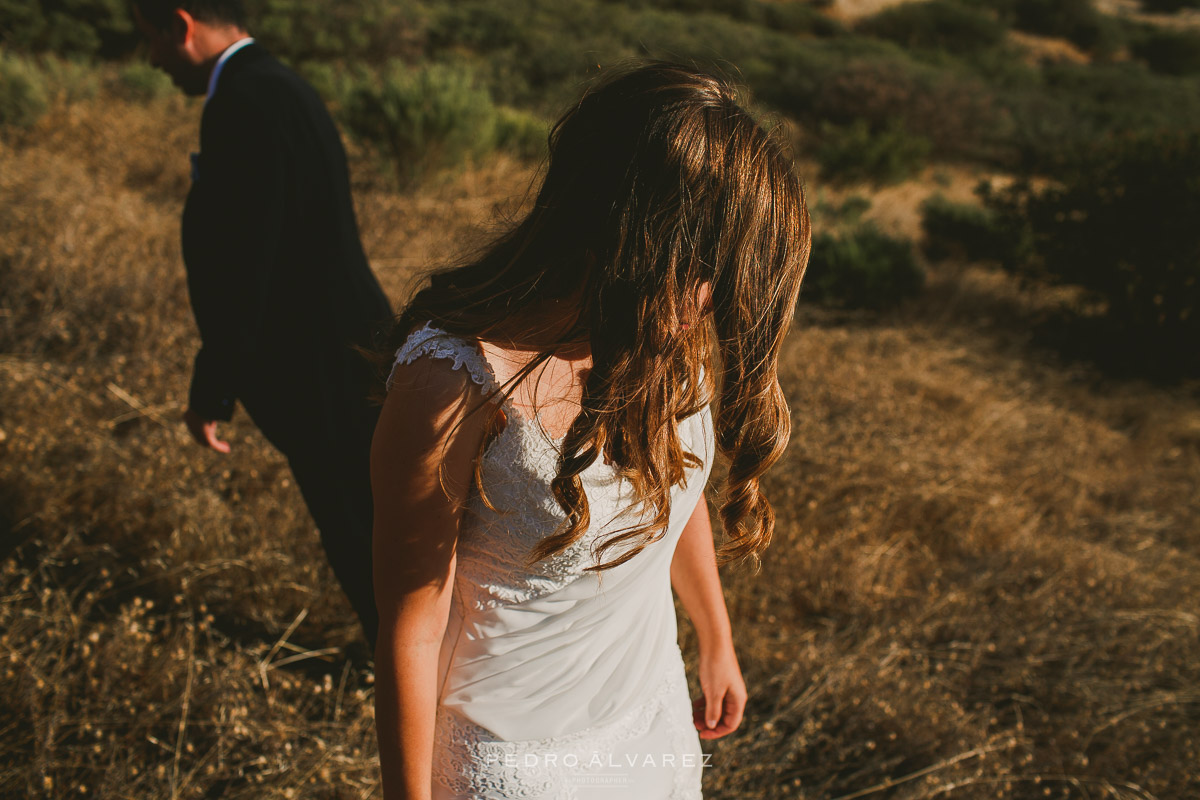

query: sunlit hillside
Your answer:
[2,1,1198,798]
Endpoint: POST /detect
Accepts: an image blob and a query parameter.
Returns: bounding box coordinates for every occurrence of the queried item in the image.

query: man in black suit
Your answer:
[134,0,391,650]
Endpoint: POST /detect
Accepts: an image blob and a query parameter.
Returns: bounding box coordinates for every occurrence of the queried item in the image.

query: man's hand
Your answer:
[184,408,232,453]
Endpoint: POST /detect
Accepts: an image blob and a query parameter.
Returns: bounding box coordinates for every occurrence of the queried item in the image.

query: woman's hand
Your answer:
[692,642,747,739]
[670,493,747,740]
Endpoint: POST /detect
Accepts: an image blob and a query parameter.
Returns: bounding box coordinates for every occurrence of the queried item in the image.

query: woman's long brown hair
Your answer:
[385,61,811,573]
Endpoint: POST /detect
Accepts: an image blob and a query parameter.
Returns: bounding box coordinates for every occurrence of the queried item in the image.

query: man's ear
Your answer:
[170,7,196,46]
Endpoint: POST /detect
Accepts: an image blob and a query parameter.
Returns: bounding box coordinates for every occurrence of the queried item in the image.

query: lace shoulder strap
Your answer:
[386,322,501,397]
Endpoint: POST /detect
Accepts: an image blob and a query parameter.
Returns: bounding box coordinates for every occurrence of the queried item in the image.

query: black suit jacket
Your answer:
[182,43,391,452]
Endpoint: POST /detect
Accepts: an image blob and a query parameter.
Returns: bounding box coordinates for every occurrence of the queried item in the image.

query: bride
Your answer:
[370,61,812,799]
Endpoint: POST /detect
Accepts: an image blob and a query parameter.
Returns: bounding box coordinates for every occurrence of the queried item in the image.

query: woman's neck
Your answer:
[475,302,592,438]
[480,300,591,361]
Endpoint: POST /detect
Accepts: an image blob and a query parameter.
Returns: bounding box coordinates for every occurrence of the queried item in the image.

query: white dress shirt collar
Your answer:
[206,36,256,102]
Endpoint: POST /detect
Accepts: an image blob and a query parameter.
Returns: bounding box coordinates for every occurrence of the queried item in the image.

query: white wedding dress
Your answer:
[387,323,713,799]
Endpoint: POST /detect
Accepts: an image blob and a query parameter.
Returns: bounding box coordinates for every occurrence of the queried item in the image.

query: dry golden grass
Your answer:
[2,85,1198,800]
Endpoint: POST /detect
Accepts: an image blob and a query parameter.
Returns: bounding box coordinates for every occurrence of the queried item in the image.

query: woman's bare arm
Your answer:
[372,356,490,800]
[670,495,747,739]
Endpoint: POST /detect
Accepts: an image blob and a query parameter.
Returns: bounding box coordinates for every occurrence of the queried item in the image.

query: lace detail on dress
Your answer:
[433,654,699,799]
[452,414,646,610]
[388,323,656,612]
[664,668,705,800]
[387,321,502,395]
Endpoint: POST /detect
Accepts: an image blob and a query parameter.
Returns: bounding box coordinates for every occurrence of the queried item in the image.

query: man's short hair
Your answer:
[133,0,247,31]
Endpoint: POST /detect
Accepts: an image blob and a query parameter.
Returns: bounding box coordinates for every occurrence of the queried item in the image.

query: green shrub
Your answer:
[858,0,1007,55]
[424,0,859,113]
[0,50,49,128]
[1,0,418,63]
[756,1,845,36]
[0,0,136,59]
[495,107,548,160]
[839,196,873,218]
[920,193,1022,263]
[802,224,924,310]
[814,119,931,185]
[797,57,1003,164]
[1139,0,1200,11]
[297,60,375,115]
[343,61,501,185]
[111,61,173,100]
[811,194,872,229]
[998,61,1200,173]
[984,129,1200,376]
[605,0,845,36]
[1019,0,1123,56]
[426,0,630,111]
[805,57,921,127]
[420,0,998,162]
[39,55,102,102]
[1131,29,1200,76]
[247,0,419,66]
[972,0,1123,56]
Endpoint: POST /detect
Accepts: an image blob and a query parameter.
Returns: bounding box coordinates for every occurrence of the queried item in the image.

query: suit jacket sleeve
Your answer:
[184,87,288,421]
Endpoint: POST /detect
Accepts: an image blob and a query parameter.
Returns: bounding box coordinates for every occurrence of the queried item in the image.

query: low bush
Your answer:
[1131,29,1200,76]
[802,224,924,310]
[983,129,1200,377]
[998,61,1200,173]
[495,107,549,160]
[803,56,921,128]
[1139,0,1200,11]
[858,1,1007,56]
[795,56,1004,164]
[973,0,1123,57]
[425,0,632,111]
[0,50,49,128]
[297,60,375,115]
[0,0,136,59]
[0,0,420,64]
[756,1,845,36]
[920,193,1022,263]
[112,61,173,101]
[811,194,872,229]
[605,0,845,36]
[425,0,860,113]
[814,119,931,185]
[247,0,421,66]
[343,61,502,185]
[39,55,101,103]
